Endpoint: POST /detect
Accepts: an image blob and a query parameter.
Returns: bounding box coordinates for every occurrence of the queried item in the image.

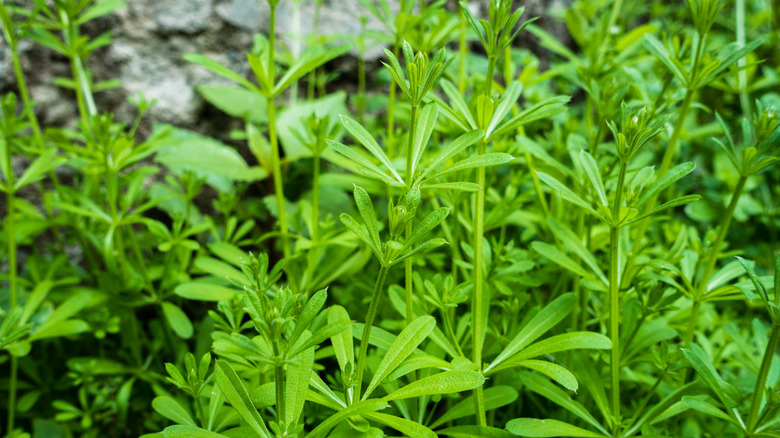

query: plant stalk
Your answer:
[306,152,321,292]
[355,264,390,402]
[748,323,780,430]
[610,162,627,435]
[697,175,747,293]
[405,104,419,326]
[273,340,286,423]
[472,54,497,427]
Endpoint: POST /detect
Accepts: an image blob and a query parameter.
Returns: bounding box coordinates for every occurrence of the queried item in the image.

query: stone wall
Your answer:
[0,0,570,139]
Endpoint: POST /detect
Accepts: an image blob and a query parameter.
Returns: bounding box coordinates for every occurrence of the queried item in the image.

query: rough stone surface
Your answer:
[0,0,572,138]
[154,0,214,34]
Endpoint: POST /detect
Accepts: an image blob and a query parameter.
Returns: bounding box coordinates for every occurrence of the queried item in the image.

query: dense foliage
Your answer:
[1,0,779,437]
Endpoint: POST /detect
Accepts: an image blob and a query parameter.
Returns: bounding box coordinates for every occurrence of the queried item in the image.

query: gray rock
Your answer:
[154,0,214,34]
[216,0,270,32]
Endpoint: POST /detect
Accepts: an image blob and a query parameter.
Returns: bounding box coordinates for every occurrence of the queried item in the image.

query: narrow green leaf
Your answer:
[174,282,238,302]
[364,412,437,438]
[285,344,314,428]
[439,426,515,438]
[440,80,477,130]
[383,370,485,401]
[161,302,194,339]
[643,34,688,85]
[420,182,481,192]
[184,54,260,93]
[340,115,403,185]
[328,306,354,374]
[326,140,403,186]
[531,242,592,279]
[287,289,327,350]
[402,207,449,251]
[363,316,436,400]
[29,292,91,341]
[681,396,736,423]
[683,344,740,409]
[305,399,388,438]
[521,372,608,435]
[161,425,227,438]
[547,218,607,284]
[353,186,382,253]
[485,293,576,373]
[391,238,448,265]
[490,96,569,140]
[509,332,612,361]
[417,129,484,183]
[634,162,696,208]
[536,172,598,217]
[506,418,606,437]
[486,81,524,138]
[431,386,519,429]
[430,153,514,180]
[578,149,607,207]
[340,213,384,262]
[515,360,578,391]
[411,104,439,177]
[152,396,195,426]
[14,149,65,190]
[274,45,350,96]
[214,360,271,438]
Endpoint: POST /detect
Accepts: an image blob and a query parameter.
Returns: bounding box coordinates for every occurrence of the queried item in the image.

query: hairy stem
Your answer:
[355,264,390,402]
[273,340,286,422]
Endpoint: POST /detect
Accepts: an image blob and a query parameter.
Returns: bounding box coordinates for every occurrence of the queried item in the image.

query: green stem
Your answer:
[8,357,18,435]
[274,340,286,422]
[626,89,695,285]
[610,162,627,436]
[698,175,747,293]
[405,105,419,326]
[458,8,467,93]
[748,323,780,431]
[387,40,401,162]
[9,44,43,149]
[472,54,497,427]
[684,299,701,346]
[306,153,321,292]
[355,264,390,402]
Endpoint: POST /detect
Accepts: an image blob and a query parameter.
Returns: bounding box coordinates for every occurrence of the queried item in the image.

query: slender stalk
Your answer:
[387,39,401,161]
[748,323,780,431]
[306,152,321,292]
[610,162,628,435]
[458,8,467,93]
[472,54,497,427]
[405,105,419,326]
[684,300,701,346]
[273,339,287,422]
[5,158,19,435]
[697,175,747,293]
[355,264,390,402]
[9,45,43,148]
[266,4,289,259]
[626,89,695,284]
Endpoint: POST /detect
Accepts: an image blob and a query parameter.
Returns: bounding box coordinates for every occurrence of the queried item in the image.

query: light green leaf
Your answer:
[431,386,519,429]
[634,162,696,208]
[174,282,239,302]
[486,81,524,138]
[196,85,267,123]
[509,332,612,361]
[287,289,328,351]
[546,218,607,284]
[364,412,437,438]
[353,186,383,254]
[14,149,66,190]
[184,54,260,93]
[274,45,350,96]
[363,316,436,400]
[682,344,740,409]
[329,306,354,374]
[411,104,439,177]
[402,207,449,251]
[327,140,403,187]
[29,292,91,341]
[489,96,569,141]
[643,35,688,85]
[193,257,246,285]
[521,372,608,435]
[506,418,606,437]
[305,399,388,438]
[215,360,271,438]
[340,115,403,185]
[578,150,607,206]
[531,242,592,279]
[417,129,484,183]
[681,396,736,423]
[152,396,195,426]
[161,425,228,438]
[390,238,448,266]
[285,344,314,427]
[486,293,576,373]
[430,153,514,180]
[515,360,578,391]
[161,302,194,339]
[383,370,485,401]
[439,426,515,438]
[340,213,383,262]
[536,172,598,217]
[420,182,481,192]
